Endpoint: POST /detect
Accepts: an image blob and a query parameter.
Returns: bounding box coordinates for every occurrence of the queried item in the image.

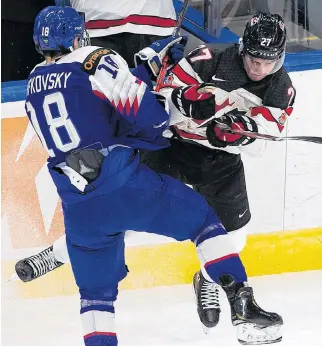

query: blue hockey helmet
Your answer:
[33,6,90,55]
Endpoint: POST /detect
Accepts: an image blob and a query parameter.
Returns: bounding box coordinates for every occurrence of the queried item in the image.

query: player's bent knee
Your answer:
[194,208,247,283]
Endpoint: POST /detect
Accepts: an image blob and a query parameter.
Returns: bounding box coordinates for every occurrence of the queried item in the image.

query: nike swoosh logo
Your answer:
[212,75,226,82]
[239,209,248,218]
[153,121,168,128]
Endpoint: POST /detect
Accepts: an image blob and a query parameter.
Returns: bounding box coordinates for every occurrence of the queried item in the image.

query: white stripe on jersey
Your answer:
[70,0,176,37]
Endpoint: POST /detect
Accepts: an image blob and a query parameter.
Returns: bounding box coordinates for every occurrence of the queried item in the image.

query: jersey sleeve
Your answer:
[130,64,153,90]
[240,79,296,156]
[161,45,214,90]
[157,45,214,131]
[159,45,297,157]
[162,84,296,157]
[88,50,170,142]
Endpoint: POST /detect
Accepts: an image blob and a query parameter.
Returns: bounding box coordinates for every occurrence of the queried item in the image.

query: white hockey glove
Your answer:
[134,35,187,77]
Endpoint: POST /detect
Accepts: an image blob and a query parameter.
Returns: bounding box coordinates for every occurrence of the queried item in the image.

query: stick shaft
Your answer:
[155,0,190,91]
[217,123,322,144]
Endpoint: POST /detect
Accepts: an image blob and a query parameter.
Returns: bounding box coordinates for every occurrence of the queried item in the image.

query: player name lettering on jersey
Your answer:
[27,72,72,95]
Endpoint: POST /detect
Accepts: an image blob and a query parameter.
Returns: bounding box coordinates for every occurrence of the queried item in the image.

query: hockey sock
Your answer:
[194,207,247,284]
[81,299,118,346]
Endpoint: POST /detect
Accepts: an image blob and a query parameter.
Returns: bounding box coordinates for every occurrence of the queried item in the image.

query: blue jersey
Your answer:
[25,46,170,166]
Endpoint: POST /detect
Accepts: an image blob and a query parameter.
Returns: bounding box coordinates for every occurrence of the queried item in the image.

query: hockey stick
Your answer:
[216,123,322,144]
[155,0,190,92]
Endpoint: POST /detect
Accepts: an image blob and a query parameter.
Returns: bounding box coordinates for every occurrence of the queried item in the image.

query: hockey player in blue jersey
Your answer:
[24,6,283,346]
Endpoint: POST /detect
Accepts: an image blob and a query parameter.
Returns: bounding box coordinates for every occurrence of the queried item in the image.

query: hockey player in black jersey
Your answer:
[14,11,292,345]
[140,11,295,343]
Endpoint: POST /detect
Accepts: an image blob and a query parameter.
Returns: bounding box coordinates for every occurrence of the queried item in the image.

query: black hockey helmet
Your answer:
[241,12,287,60]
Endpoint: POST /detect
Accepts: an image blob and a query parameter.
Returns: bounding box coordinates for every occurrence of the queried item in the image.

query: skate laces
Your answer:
[25,248,59,277]
[200,280,220,309]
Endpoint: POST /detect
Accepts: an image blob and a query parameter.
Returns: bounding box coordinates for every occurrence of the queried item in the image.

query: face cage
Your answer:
[239,39,286,75]
[78,29,91,48]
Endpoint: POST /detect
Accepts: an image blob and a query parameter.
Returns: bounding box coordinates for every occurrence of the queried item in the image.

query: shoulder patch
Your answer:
[82,48,114,75]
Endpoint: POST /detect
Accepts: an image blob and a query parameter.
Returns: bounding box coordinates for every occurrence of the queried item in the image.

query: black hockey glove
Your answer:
[171,83,216,120]
[206,112,258,148]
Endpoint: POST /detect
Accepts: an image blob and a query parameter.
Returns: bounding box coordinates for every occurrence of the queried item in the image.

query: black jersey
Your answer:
[160,44,296,156]
[186,44,294,109]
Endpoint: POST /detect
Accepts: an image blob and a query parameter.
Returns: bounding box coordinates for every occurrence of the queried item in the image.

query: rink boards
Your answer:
[2,68,322,298]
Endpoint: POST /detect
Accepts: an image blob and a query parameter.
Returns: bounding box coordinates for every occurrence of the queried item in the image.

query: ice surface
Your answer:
[2,271,322,346]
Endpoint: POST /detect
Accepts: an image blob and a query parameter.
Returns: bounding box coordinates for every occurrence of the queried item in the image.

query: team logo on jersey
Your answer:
[82,48,112,74]
[165,75,174,84]
[278,112,287,125]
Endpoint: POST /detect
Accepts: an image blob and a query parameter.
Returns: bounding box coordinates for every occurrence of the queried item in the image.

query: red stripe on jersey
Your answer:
[117,100,124,114]
[133,97,139,116]
[172,64,200,85]
[86,15,176,29]
[205,253,239,267]
[84,332,117,339]
[251,106,284,132]
[215,97,235,113]
[93,89,107,100]
[125,99,131,116]
[174,126,206,140]
[285,106,293,116]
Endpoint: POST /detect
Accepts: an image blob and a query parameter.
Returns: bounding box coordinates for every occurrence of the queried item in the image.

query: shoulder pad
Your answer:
[82,48,115,75]
[264,67,295,109]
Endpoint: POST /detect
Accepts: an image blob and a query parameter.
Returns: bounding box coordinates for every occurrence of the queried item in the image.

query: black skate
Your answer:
[221,275,283,345]
[14,246,63,282]
[193,270,221,333]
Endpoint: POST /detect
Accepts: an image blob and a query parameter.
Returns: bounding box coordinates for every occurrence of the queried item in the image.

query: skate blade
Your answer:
[191,284,215,335]
[192,283,208,334]
[7,272,19,282]
[202,324,210,334]
[237,323,282,345]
